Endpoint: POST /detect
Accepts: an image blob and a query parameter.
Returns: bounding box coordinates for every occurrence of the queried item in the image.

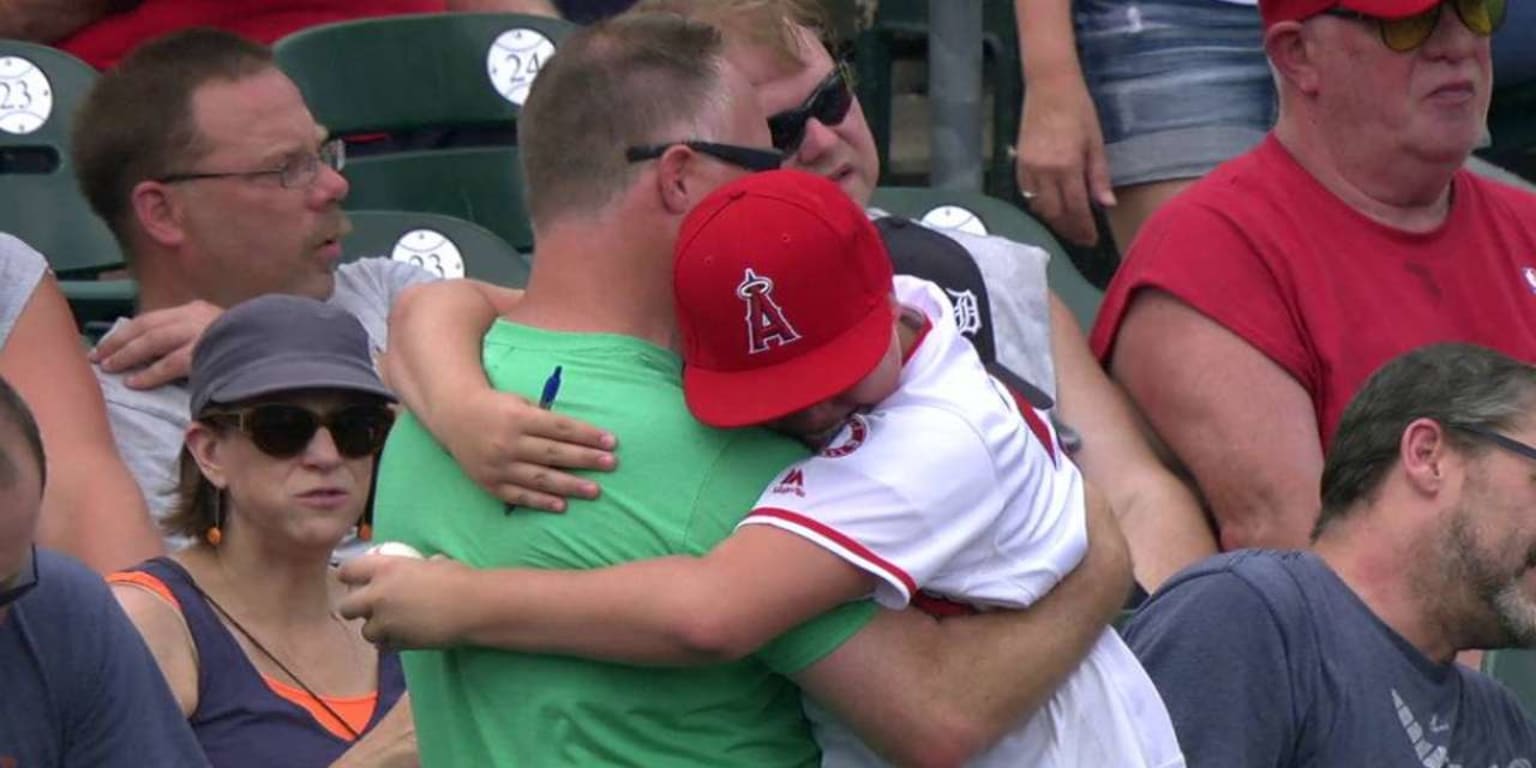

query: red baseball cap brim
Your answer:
[684,297,895,429]
[1261,0,1440,27]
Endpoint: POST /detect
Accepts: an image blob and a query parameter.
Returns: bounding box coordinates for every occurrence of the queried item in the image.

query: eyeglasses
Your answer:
[625,141,785,173]
[768,63,855,155]
[156,138,346,190]
[1322,0,1505,52]
[0,544,39,611]
[203,403,394,459]
[1456,424,1536,464]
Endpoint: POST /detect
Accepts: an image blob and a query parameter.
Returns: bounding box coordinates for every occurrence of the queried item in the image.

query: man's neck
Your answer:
[506,218,680,350]
[1274,119,1459,234]
[1315,517,1459,663]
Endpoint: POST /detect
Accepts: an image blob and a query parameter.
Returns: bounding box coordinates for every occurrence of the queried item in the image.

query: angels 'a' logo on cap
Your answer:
[737,268,801,354]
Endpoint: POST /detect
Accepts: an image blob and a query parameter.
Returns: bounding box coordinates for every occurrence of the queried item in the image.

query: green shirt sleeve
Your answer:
[684,429,879,675]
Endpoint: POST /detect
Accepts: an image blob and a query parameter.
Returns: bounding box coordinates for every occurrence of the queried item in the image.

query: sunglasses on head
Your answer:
[768,63,855,155]
[626,141,785,173]
[1322,0,1505,52]
[203,403,394,459]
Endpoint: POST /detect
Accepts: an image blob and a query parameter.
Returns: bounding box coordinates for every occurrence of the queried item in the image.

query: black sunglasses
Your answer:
[0,544,39,611]
[626,141,785,173]
[1457,424,1536,464]
[204,403,395,459]
[768,64,854,155]
[1322,0,1505,52]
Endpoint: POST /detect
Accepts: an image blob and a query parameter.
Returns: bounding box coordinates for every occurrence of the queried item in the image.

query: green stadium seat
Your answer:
[275,13,577,134]
[1482,648,1536,719]
[276,14,571,253]
[0,40,132,326]
[343,209,529,287]
[341,146,532,253]
[871,186,1102,332]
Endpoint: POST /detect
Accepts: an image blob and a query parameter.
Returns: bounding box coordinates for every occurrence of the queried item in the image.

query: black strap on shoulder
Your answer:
[875,215,1053,410]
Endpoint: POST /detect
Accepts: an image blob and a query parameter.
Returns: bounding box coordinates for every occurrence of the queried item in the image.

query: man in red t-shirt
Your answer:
[1091,0,1536,551]
[0,0,559,70]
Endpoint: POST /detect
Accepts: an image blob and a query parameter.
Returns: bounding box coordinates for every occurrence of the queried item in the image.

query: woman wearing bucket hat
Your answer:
[105,294,414,767]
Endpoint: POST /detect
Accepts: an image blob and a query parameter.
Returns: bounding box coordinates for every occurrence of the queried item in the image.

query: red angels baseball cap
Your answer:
[1260,0,1440,27]
[675,169,895,429]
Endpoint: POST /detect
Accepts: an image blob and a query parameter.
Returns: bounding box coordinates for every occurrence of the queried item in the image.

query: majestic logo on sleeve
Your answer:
[737,268,801,354]
[771,468,806,497]
[945,288,982,337]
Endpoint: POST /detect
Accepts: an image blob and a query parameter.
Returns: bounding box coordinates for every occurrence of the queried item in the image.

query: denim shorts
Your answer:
[1074,0,1276,187]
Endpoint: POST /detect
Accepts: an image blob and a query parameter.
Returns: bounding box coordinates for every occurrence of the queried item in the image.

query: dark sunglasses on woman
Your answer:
[1323,0,1506,53]
[204,403,395,459]
[768,63,855,155]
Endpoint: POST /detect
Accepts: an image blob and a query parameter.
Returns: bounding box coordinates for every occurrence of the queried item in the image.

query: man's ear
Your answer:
[1266,21,1323,97]
[654,144,703,216]
[185,422,228,490]
[1400,417,1451,496]
[130,180,188,249]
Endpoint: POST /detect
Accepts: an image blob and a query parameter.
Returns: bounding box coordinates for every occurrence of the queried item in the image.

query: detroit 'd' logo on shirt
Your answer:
[820,415,870,458]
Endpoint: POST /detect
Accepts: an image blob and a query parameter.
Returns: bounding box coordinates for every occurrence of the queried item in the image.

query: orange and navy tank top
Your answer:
[112,557,406,768]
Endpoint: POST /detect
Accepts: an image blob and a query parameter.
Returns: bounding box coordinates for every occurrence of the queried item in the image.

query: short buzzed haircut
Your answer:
[0,377,46,494]
[517,12,729,226]
[73,28,275,255]
[1316,343,1536,538]
[633,0,831,71]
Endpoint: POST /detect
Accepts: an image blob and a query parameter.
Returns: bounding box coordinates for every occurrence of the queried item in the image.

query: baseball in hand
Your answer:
[366,541,425,559]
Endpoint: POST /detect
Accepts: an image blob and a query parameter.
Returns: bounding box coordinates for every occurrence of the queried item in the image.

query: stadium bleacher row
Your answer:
[2,5,1535,719]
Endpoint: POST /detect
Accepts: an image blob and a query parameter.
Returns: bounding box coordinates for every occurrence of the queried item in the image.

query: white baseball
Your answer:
[366,541,425,559]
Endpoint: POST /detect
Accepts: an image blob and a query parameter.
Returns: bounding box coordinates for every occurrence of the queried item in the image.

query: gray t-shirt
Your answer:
[0,233,49,349]
[1125,550,1536,767]
[97,257,436,534]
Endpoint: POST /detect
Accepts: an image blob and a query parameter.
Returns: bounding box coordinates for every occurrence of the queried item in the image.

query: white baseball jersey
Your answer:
[740,276,1184,768]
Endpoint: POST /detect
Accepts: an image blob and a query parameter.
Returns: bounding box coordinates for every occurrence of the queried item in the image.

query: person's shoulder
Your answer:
[1461,168,1536,215]
[25,550,118,621]
[1458,665,1536,740]
[1140,550,1318,615]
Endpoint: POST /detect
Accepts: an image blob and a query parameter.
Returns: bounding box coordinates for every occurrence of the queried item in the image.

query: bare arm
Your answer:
[0,0,115,42]
[1049,294,1215,590]
[793,483,1132,767]
[446,0,560,14]
[1014,0,1114,246]
[338,525,876,663]
[111,583,198,717]
[1109,290,1324,550]
[384,280,615,511]
[3,274,162,572]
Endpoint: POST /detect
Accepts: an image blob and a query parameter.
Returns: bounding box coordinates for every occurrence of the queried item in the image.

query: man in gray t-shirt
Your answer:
[1125,342,1536,767]
[70,30,608,541]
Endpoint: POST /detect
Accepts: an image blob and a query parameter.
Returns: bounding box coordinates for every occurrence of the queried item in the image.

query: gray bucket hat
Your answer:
[188,294,395,415]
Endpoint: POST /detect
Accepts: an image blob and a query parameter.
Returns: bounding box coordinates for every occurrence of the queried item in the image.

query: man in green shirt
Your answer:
[364,10,1133,767]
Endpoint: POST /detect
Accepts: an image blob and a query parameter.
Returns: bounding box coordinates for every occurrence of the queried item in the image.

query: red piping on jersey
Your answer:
[747,507,918,597]
[1005,387,1057,463]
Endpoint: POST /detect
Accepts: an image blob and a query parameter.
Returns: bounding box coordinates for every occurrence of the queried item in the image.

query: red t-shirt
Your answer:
[59,0,444,70]
[1091,134,1536,448]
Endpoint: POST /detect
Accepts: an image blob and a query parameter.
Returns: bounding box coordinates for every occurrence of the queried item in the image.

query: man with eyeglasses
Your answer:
[1091,0,1536,553]
[0,375,206,765]
[1122,342,1536,765]
[69,28,611,535]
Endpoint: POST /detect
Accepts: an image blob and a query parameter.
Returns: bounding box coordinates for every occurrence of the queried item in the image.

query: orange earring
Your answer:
[357,522,373,542]
[205,488,225,546]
